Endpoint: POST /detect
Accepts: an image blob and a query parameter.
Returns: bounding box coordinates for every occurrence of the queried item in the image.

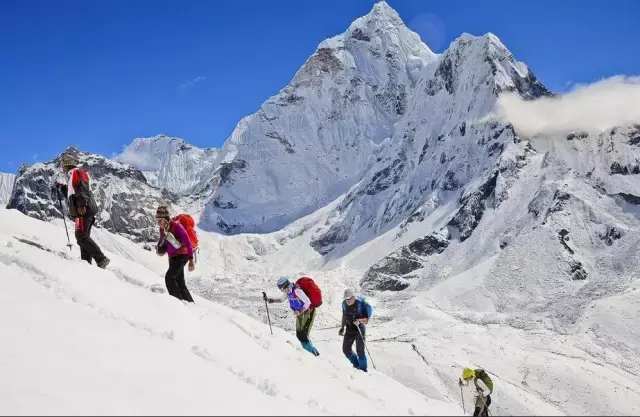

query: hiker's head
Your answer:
[60,153,79,173]
[156,205,171,228]
[343,288,356,305]
[462,367,475,381]
[277,276,291,293]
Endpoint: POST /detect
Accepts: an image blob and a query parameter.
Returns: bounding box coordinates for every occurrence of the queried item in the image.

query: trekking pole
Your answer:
[55,189,73,249]
[460,382,466,415]
[355,324,376,369]
[262,292,273,336]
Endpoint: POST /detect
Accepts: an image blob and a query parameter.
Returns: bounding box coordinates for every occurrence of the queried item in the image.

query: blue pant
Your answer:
[343,325,367,371]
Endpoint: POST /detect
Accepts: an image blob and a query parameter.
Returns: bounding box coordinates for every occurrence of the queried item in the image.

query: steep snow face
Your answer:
[0,172,16,205]
[0,207,461,416]
[7,147,182,243]
[116,134,219,195]
[199,1,438,235]
[310,31,551,256]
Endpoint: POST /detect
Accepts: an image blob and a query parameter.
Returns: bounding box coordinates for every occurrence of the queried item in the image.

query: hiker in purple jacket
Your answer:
[155,205,195,303]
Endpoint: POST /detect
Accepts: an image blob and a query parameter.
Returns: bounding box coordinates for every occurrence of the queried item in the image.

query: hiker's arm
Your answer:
[175,224,194,259]
[359,303,369,324]
[294,288,311,310]
[268,293,286,303]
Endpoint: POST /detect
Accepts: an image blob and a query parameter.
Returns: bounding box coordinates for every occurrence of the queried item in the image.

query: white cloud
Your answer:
[114,148,157,171]
[486,75,640,137]
[178,75,207,91]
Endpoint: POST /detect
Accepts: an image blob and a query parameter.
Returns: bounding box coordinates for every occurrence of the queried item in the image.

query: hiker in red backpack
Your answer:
[265,276,322,356]
[155,205,195,303]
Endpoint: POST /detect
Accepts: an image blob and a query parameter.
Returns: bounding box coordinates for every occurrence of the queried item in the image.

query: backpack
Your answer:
[474,369,494,393]
[172,214,199,249]
[342,295,373,318]
[294,277,322,308]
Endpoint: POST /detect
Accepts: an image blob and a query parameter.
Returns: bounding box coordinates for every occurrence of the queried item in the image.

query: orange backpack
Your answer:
[172,213,199,249]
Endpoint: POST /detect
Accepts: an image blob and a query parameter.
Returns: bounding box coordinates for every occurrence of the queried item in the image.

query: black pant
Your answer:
[473,395,491,417]
[165,255,194,303]
[74,215,106,264]
[342,325,366,359]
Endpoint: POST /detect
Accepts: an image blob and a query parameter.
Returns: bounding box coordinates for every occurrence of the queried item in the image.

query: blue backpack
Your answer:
[342,295,373,318]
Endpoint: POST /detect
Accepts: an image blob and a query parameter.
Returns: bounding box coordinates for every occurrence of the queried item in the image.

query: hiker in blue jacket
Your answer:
[339,288,371,372]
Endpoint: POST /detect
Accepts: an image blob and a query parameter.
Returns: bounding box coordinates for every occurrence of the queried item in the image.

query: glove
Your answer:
[338,328,344,336]
[262,291,267,301]
[458,378,463,387]
[54,181,65,189]
[353,319,360,325]
[78,206,87,215]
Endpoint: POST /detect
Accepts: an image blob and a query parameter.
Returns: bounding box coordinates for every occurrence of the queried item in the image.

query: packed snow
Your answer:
[0,172,15,205]
[0,207,461,415]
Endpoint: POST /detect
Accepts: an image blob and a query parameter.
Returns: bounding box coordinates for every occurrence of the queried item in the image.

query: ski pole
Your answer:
[356,323,376,369]
[55,189,73,249]
[460,382,466,415]
[262,292,273,336]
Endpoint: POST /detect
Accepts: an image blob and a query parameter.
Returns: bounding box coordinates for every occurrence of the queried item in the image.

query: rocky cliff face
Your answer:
[7,147,181,243]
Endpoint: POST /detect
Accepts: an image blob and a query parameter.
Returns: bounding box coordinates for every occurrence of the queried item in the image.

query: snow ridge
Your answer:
[116,134,219,195]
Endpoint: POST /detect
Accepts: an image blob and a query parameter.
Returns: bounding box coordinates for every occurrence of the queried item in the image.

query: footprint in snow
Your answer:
[191,345,215,362]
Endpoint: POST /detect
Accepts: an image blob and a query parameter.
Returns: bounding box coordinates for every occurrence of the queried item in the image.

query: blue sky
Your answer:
[1,0,638,172]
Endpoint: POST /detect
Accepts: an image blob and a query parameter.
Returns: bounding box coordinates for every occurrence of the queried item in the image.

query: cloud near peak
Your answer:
[486,75,640,137]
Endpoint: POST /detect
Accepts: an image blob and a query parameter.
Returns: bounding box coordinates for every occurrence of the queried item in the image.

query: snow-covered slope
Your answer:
[116,134,219,195]
[198,1,439,234]
[7,147,182,243]
[0,172,15,205]
[0,207,460,416]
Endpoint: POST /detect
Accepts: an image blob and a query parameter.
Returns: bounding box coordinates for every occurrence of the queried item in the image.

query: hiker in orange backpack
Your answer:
[155,205,195,303]
[265,276,322,356]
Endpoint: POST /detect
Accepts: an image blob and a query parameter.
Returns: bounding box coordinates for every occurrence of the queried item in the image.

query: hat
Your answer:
[277,276,290,289]
[462,367,475,380]
[343,288,355,300]
[156,205,171,220]
[60,153,79,168]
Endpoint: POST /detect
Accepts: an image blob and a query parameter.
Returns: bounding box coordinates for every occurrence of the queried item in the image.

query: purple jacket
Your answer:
[158,221,194,259]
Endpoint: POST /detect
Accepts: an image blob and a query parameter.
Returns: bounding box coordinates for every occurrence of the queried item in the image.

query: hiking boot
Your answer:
[97,257,110,269]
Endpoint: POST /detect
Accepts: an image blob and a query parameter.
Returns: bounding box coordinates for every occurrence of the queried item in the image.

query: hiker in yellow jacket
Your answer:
[459,367,493,416]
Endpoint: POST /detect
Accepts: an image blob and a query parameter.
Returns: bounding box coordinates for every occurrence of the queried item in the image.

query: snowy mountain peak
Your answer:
[116,135,219,194]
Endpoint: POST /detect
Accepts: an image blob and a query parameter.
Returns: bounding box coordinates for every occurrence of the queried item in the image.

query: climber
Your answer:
[265,276,322,356]
[54,152,110,269]
[155,205,195,303]
[459,367,493,416]
[339,288,371,372]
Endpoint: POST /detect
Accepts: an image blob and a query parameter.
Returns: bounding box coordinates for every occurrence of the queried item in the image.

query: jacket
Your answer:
[158,220,194,259]
[270,286,311,312]
[57,167,99,218]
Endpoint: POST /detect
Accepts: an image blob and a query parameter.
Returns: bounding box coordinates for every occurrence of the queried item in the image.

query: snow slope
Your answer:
[0,207,460,416]
[0,172,15,205]
[116,134,219,195]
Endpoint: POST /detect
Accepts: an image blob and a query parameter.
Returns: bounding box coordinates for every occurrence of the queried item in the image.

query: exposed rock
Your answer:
[447,171,499,242]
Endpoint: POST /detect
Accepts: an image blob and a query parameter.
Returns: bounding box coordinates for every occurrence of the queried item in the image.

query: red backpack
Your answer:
[295,277,323,308]
[172,213,199,249]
